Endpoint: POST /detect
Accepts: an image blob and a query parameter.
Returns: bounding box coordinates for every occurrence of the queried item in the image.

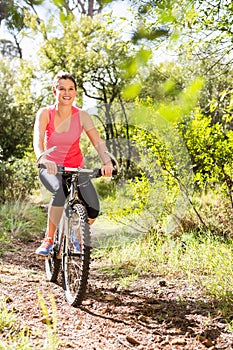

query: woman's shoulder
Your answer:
[40,103,56,113]
[36,105,53,123]
[78,108,89,117]
[38,105,54,114]
[71,106,95,131]
[79,108,95,131]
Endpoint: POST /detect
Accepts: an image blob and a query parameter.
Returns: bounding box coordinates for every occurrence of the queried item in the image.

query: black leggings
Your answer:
[39,168,100,219]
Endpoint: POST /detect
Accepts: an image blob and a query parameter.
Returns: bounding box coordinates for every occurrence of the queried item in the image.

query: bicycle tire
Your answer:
[45,229,61,282]
[62,203,91,307]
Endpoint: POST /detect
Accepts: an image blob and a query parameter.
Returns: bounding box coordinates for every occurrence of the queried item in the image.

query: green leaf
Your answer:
[122,82,141,99]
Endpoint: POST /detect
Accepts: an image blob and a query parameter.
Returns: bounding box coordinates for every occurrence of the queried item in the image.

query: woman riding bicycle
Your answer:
[33,71,113,257]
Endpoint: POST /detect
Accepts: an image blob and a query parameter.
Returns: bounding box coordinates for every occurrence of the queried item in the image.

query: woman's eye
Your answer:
[58,87,74,91]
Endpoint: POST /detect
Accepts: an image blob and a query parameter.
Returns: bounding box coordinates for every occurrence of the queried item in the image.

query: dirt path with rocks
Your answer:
[0,238,233,349]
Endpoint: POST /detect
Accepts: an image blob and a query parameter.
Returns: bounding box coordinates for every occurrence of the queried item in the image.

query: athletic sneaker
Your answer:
[35,238,53,256]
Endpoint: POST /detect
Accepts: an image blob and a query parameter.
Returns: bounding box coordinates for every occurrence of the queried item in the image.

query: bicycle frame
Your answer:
[38,146,119,306]
[55,170,91,259]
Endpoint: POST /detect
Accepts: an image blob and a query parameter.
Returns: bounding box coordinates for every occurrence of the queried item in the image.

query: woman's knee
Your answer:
[51,186,66,206]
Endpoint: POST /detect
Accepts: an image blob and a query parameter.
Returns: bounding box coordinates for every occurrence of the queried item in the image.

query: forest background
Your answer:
[1,0,233,338]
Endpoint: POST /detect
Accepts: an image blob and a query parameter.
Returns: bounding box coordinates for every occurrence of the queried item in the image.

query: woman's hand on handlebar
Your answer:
[101,162,114,177]
[39,159,58,174]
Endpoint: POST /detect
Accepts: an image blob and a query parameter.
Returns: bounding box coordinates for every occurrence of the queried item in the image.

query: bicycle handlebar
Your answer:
[57,165,104,178]
[37,146,119,177]
[36,146,57,166]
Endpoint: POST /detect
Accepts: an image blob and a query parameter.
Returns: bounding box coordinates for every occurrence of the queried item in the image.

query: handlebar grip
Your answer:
[92,168,118,178]
[57,165,65,173]
[92,168,102,178]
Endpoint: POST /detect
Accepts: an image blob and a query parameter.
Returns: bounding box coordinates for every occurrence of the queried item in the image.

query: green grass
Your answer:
[0,300,17,331]
[93,230,233,319]
[0,294,60,350]
[37,291,60,350]
[0,299,31,349]
[0,201,47,254]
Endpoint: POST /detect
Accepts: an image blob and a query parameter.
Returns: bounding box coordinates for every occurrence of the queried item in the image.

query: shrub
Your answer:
[0,151,40,203]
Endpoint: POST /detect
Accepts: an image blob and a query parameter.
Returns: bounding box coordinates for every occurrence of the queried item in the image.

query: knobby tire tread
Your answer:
[63,203,91,307]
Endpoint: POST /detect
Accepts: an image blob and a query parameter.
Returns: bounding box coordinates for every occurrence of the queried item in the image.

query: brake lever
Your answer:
[36,146,57,167]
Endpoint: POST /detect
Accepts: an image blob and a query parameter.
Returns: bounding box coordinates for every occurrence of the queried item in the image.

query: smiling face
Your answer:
[53,78,77,106]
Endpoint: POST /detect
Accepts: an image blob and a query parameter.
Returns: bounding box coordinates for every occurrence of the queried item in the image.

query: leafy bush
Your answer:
[0,151,40,202]
[180,109,233,204]
[94,177,117,200]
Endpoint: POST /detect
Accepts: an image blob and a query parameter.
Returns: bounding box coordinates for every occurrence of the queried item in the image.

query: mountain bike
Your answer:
[37,146,119,307]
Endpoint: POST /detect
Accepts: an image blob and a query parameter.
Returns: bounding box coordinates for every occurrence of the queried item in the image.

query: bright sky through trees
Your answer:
[0,0,134,60]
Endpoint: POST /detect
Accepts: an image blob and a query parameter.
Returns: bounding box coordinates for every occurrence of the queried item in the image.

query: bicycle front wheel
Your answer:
[62,203,91,307]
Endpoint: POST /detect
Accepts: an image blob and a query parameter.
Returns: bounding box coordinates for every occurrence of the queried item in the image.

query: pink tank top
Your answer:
[45,105,84,167]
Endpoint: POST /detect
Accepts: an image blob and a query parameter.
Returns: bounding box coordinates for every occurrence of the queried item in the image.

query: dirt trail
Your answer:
[0,238,233,349]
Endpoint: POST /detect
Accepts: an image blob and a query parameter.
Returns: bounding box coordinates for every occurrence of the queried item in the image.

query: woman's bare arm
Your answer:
[81,110,113,176]
[33,108,49,159]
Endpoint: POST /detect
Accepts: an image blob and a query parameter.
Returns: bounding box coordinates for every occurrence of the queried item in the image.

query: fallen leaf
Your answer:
[104,293,116,301]
[138,315,149,323]
[39,316,53,325]
[202,338,214,348]
[171,338,187,345]
[5,295,13,303]
[126,335,140,345]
